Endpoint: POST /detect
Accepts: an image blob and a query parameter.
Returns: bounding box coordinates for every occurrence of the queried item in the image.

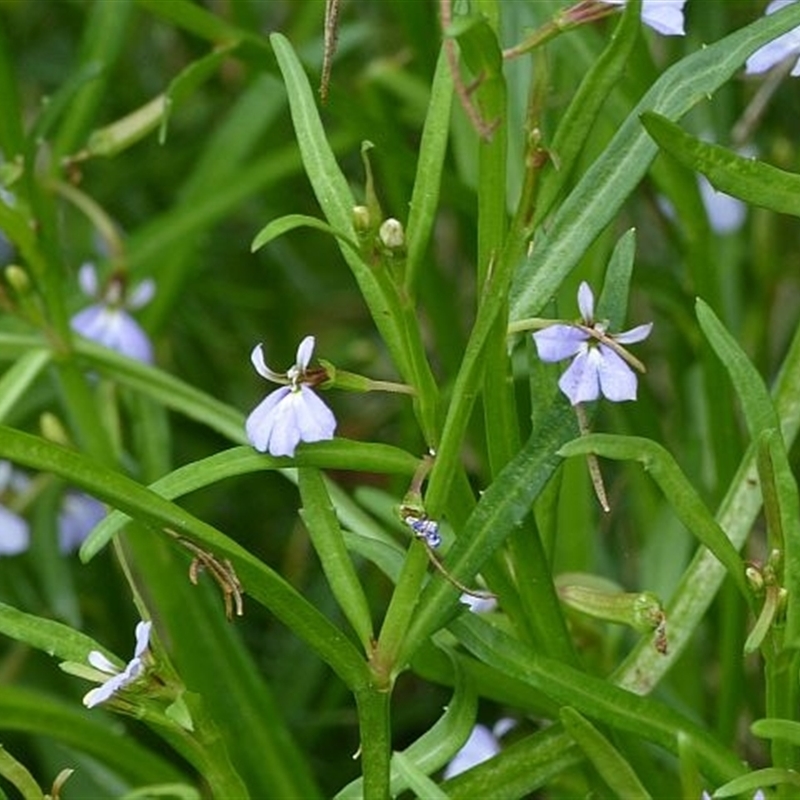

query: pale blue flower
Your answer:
[246,336,336,457]
[58,492,105,555]
[746,0,800,76]
[71,263,155,363]
[444,719,515,779]
[0,461,29,556]
[82,620,152,708]
[533,282,652,405]
[698,175,747,234]
[0,506,28,555]
[598,0,686,35]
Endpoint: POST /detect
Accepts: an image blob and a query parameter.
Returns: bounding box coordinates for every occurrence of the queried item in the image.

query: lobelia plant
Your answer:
[2,1,800,798]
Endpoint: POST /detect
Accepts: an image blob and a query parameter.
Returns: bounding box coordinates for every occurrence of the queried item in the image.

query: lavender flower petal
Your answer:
[596,345,639,401]
[558,347,602,404]
[245,386,292,453]
[533,325,588,361]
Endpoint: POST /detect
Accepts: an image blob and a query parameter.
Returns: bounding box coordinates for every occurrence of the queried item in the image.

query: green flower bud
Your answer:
[5,264,31,294]
[557,575,665,634]
[40,412,71,447]
[86,96,167,158]
[352,205,372,235]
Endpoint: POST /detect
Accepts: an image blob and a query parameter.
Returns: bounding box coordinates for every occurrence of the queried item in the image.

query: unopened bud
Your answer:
[86,96,167,158]
[557,577,665,634]
[5,264,31,294]
[352,205,372,235]
[746,565,765,594]
[40,412,71,447]
[378,218,405,252]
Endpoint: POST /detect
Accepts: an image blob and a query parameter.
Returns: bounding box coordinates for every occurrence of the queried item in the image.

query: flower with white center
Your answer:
[58,492,105,555]
[598,0,686,36]
[82,620,152,708]
[246,335,337,457]
[71,263,155,363]
[533,282,652,405]
[746,0,800,76]
[0,461,29,556]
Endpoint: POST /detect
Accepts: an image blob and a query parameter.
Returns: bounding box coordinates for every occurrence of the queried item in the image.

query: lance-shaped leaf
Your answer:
[714,767,800,798]
[696,299,779,437]
[641,111,800,218]
[298,468,374,651]
[251,213,360,257]
[558,434,752,605]
[560,707,653,799]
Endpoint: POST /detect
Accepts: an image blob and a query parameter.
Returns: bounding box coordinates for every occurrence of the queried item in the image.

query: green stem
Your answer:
[355,684,392,800]
[764,648,800,797]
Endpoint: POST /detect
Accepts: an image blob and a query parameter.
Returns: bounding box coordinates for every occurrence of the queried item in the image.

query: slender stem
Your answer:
[355,684,392,800]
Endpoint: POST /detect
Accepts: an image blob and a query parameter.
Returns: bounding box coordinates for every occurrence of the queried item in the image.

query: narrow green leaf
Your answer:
[0,349,51,422]
[0,685,185,785]
[560,707,653,800]
[404,45,453,294]
[510,1,800,321]
[452,614,745,787]
[641,111,800,217]
[752,717,800,747]
[443,725,582,800]
[558,434,752,603]
[251,213,360,255]
[678,730,705,800]
[445,15,503,80]
[391,752,449,800]
[0,426,368,689]
[82,443,418,559]
[696,298,779,437]
[53,0,134,157]
[596,228,637,328]
[0,746,43,800]
[0,601,108,664]
[535,0,641,223]
[714,767,800,797]
[120,785,200,800]
[298,468,374,651]
[135,0,268,54]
